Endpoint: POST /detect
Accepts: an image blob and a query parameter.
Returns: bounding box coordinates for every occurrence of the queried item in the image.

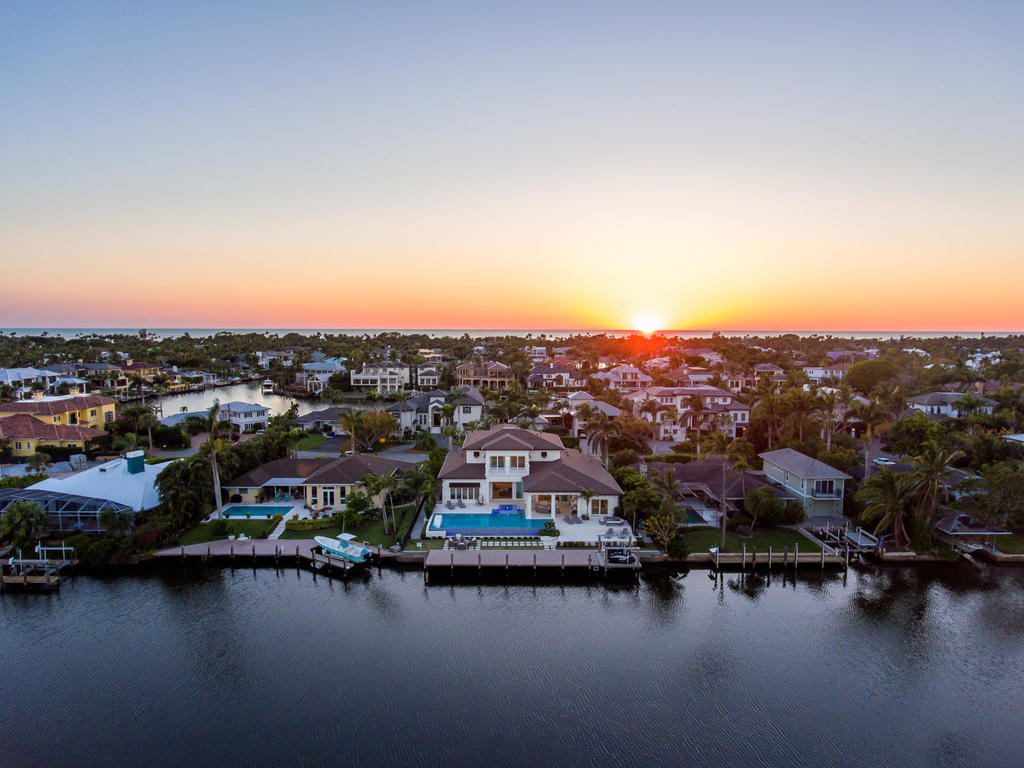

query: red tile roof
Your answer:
[0,414,104,442]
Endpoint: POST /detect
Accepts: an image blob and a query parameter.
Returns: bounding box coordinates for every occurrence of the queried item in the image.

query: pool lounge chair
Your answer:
[457,498,466,508]
[446,500,455,510]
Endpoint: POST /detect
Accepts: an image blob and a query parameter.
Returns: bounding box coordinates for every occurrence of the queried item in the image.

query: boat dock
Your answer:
[423,547,640,581]
[1,543,77,591]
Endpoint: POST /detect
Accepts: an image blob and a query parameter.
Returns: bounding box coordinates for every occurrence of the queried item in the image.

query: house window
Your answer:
[593,498,609,516]
[489,456,504,469]
[90,409,97,417]
[14,442,22,451]
[450,483,478,500]
[509,456,525,469]
[814,480,835,496]
[462,406,471,414]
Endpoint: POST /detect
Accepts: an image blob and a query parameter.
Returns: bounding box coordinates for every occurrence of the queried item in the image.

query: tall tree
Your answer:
[910,440,965,525]
[857,469,914,550]
[0,500,48,551]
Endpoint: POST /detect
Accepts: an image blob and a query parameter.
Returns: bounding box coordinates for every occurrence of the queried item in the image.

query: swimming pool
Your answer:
[222,505,294,519]
[430,512,548,537]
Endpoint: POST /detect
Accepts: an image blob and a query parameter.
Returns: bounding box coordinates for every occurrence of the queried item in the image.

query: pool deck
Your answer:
[428,503,636,546]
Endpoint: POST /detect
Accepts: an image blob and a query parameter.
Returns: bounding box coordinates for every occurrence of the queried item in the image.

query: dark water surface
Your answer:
[2,564,1022,768]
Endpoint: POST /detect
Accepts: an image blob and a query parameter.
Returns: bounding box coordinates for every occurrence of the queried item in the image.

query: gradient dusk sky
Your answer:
[2,1,1022,331]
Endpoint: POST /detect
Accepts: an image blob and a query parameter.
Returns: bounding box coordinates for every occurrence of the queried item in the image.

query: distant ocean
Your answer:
[2,328,1019,340]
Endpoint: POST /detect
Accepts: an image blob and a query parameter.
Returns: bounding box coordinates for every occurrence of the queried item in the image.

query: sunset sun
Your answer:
[633,314,661,335]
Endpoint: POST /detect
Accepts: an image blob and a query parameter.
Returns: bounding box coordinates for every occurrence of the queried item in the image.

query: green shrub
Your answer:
[271,513,284,523]
[645,454,692,464]
[543,520,555,530]
[538,528,560,537]
[211,519,229,536]
[561,436,581,450]
[0,474,47,489]
[285,518,341,532]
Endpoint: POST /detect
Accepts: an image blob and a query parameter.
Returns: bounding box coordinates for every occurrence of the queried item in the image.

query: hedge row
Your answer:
[285,518,339,532]
[0,474,47,489]
[645,454,694,464]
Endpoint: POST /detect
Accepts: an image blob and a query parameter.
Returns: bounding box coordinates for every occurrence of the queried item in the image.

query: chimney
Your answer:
[126,450,145,475]
[31,390,44,400]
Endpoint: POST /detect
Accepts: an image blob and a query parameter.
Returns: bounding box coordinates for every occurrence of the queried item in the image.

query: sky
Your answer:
[1,1,1023,332]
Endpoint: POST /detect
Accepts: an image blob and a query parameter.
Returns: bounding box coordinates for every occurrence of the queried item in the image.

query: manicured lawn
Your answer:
[279,505,418,547]
[407,538,446,550]
[179,520,270,546]
[996,534,1024,554]
[293,433,326,451]
[680,526,822,554]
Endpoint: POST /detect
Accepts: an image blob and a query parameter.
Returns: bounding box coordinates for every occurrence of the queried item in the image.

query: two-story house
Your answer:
[350,361,412,394]
[526,364,587,390]
[438,424,622,519]
[759,448,849,518]
[386,387,485,436]
[627,385,750,440]
[454,361,514,391]
[217,401,270,432]
[0,393,116,456]
[593,364,653,391]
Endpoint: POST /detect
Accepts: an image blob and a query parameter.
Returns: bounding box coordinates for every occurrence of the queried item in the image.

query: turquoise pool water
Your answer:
[431,512,547,536]
[223,505,294,519]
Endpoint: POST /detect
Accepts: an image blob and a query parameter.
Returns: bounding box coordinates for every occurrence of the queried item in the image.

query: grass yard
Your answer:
[293,433,326,451]
[995,533,1024,554]
[279,505,418,547]
[680,526,822,554]
[179,520,270,546]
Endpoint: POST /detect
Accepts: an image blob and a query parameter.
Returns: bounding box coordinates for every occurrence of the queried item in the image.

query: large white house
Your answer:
[350,361,411,393]
[526,364,587,390]
[626,385,750,440]
[386,387,485,435]
[218,401,270,432]
[438,424,622,519]
[593,364,652,391]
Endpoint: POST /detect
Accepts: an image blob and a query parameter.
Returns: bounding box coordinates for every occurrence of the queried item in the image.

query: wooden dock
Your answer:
[423,547,639,580]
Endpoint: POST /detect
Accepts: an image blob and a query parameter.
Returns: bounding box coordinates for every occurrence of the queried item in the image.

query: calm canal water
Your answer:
[1,564,1022,768]
[153,383,320,417]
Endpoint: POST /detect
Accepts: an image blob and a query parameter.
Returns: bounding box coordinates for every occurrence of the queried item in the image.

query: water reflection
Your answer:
[1,564,1022,768]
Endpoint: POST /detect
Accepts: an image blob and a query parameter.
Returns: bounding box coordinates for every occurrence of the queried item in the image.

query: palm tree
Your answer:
[910,440,966,526]
[650,466,679,506]
[857,469,914,550]
[684,395,704,456]
[441,423,462,451]
[639,398,663,446]
[702,431,735,551]
[816,389,839,451]
[782,386,818,443]
[26,451,51,475]
[0,499,48,550]
[364,472,398,533]
[577,488,595,519]
[204,402,232,519]
[851,397,890,480]
[127,373,147,404]
[754,386,781,450]
[112,433,140,454]
[137,409,159,451]
[583,409,615,468]
[338,408,363,454]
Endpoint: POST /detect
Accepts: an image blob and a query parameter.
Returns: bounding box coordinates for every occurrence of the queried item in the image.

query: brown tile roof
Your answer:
[225,458,333,488]
[437,450,487,481]
[303,454,408,486]
[462,424,563,452]
[0,414,104,442]
[0,395,116,416]
[522,450,621,495]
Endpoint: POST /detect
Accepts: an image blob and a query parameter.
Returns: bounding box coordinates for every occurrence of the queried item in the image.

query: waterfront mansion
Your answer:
[438,424,622,519]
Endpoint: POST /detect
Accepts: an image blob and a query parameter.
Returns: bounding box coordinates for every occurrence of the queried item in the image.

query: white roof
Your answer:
[33,458,177,512]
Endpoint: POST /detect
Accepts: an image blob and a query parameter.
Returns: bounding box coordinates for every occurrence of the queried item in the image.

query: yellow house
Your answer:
[0,394,117,430]
[123,361,162,381]
[0,414,105,456]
